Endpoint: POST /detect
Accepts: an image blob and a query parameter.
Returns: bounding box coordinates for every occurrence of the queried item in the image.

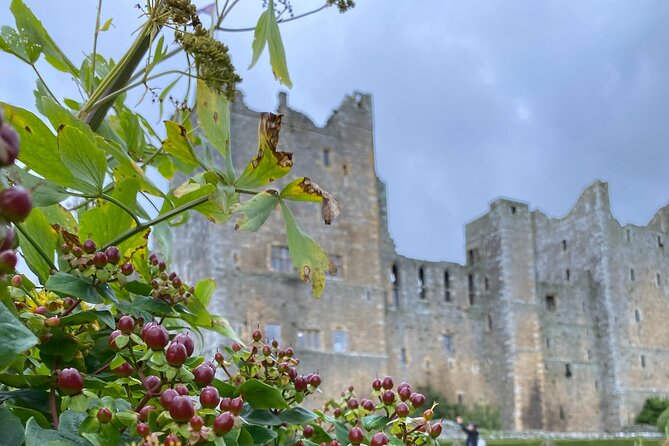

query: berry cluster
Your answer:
[147,253,193,305]
[0,111,31,275]
[60,239,133,284]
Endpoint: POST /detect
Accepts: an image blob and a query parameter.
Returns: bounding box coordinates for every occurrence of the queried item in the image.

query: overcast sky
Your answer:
[1,1,669,263]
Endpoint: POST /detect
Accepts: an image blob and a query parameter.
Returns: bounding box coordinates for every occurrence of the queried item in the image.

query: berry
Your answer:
[372,378,382,391]
[190,415,204,431]
[252,329,262,342]
[138,405,155,421]
[92,252,108,268]
[0,187,31,222]
[60,243,72,254]
[231,342,242,352]
[113,362,134,377]
[295,375,308,392]
[34,306,47,316]
[287,367,298,381]
[158,261,167,271]
[166,342,188,367]
[285,347,294,357]
[0,123,19,166]
[381,376,393,390]
[175,384,189,396]
[174,333,194,356]
[395,402,409,417]
[347,398,359,410]
[57,368,84,395]
[262,344,271,356]
[143,324,169,351]
[83,239,96,254]
[303,426,314,438]
[398,386,411,401]
[229,397,244,416]
[382,390,395,405]
[97,407,113,423]
[362,399,375,411]
[0,249,17,273]
[45,316,60,327]
[169,395,194,423]
[164,433,180,446]
[348,385,355,392]
[330,441,340,446]
[118,315,134,334]
[423,409,434,420]
[160,388,179,409]
[215,351,224,363]
[10,274,21,287]
[410,392,426,408]
[348,427,364,445]
[108,329,123,350]
[72,246,83,258]
[144,375,162,394]
[219,397,231,411]
[213,412,235,435]
[200,386,220,408]
[105,246,120,264]
[309,374,322,388]
[370,432,389,446]
[120,262,134,276]
[63,297,75,309]
[333,408,342,418]
[430,422,443,438]
[193,362,215,387]
[137,422,150,437]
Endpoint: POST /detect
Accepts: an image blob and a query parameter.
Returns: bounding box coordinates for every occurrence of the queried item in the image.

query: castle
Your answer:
[172,91,669,433]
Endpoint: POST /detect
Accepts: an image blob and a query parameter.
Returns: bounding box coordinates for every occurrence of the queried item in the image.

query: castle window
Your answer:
[468,249,475,265]
[342,163,348,176]
[640,355,646,368]
[484,276,490,292]
[545,337,551,349]
[391,264,400,308]
[270,246,292,273]
[333,330,348,353]
[418,266,426,299]
[297,329,320,350]
[659,236,664,248]
[565,363,572,378]
[626,229,631,242]
[565,269,570,281]
[444,270,451,302]
[323,148,330,167]
[595,380,599,390]
[559,406,565,420]
[545,294,557,312]
[511,206,517,215]
[586,349,592,360]
[400,348,408,366]
[457,393,464,405]
[657,273,662,287]
[264,324,281,343]
[562,240,567,251]
[442,334,453,353]
[487,314,493,331]
[630,268,635,282]
[635,309,641,323]
[468,274,475,305]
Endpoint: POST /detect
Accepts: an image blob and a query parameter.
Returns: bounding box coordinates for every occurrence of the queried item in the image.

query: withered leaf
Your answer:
[280,177,340,225]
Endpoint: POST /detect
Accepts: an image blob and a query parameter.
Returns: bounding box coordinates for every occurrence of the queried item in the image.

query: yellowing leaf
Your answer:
[280,177,340,225]
[231,190,280,232]
[196,79,231,167]
[280,202,336,297]
[236,112,292,189]
[100,18,113,32]
[162,120,199,168]
[248,1,292,88]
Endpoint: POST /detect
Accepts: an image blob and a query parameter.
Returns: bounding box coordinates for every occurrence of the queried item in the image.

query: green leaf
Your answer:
[0,406,25,446]
[24,417,90,446]
[58,410,87,436]
[0,299,38,373]
[241,408,282,426]
[1,104,78,188]
[58,126,107,194]
[38,96,94,142]
[194,278,216,306]
[152,221,173,264]
[99,18,113,32]
[45,273,102,304]
[231,191,280,232]
[239,378,289,410]
[362,414,390,430]
[224,428,241,446]
[0,374,49,388]
[211,378,238,398]
[6,166,70,207]
[17,208,59,282]
[10,0,77,74]
[280,202,336,297]
[248,1,292,87]
[279,407,318,425]
[96,136,163,197]
[280,177,340,225]
[60,310,115,330]
[244,425,278,446]
[196,79,232,168]
[235,113,293,189]
[238,427,254,446]
[0,25,41,63]
[162,120,199,168]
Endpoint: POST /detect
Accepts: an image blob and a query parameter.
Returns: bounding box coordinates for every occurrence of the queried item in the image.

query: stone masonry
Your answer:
[171,91,669,433]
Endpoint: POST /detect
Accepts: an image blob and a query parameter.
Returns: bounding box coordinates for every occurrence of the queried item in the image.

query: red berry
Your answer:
[430,422,442,438]
[382,376,393,390]
[423,409,434,420]
[215,351,224,363]
[174,333,194,356]
[285,347,294,357]
[303,426,314,438]
[330,441,340,446]
[105,246,120,264]
[138,405,155,421]
[214,412,235,435]
[193,362,215,387]
[0,187,31,222]
[382,390,395,405]
[45,316,60,327]
[347,398,359,410]
[219,397,231,411]
[398,386,411,401]
[348,427,364,445]
[410,392,426,408]
[173,384,188,396]
[252,329,262,342]
[362,399,375,411]
[120,262,134,276]
[295,375,308,392]
[395,402,409,417]
[10,274,21,287]
[0,249,17,273]
[309,374,322,388]
[113,362,134,377]
[397,382,411,392]
[164,433,180,446]
[97,407,113,423]
[231,342,241,352]
[190,415,204,431]
[200,386,220,408]
[137,422,150,436]
[158,261,167,271]
[229,397,243,416]
[143,324,169,351]
[108,329,123,350]
[166,342,188,367]
[160,388,179,409]
[34,306,47,316]
[118,315,134,334]
[144,375,162,394]
[262,344,271,356]
[60,243,72,254]
[0,123,19,166]
[63,297,75,309]
[83,239,96,254]
[169,395,195,423]
[370,432,388,446]
[72,246,83,258]
[333,408,342,418]
[372,378,382,391]
[288,367,298,381]
[92,252,108,268]
[57,368,84,395]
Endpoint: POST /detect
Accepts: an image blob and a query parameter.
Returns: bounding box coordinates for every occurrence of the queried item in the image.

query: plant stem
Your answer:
[91,0,103,90]
[216,3,328,32]
[61,299,82,317]
[101,194,142,225]
[50,357,61,429]
[14,223,57,271]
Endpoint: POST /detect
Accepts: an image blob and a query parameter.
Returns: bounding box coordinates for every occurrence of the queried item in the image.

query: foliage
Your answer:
[636,397,669,425]
[415,386,500,431]
[0,0,447,445]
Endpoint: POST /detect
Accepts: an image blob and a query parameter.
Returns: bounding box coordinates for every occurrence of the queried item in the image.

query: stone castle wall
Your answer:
[171,92,669,432]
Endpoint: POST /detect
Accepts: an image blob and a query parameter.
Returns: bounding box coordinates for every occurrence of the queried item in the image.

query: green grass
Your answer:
[441,439,663,446]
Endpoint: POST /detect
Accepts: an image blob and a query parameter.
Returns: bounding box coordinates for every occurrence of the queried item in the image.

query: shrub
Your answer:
[637,397,669,425]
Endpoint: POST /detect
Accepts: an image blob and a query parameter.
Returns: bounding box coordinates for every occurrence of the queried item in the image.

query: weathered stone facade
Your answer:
[172,92,669,433]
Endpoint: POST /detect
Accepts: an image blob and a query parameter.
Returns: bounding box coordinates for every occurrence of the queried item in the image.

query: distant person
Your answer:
[456,416,479,446]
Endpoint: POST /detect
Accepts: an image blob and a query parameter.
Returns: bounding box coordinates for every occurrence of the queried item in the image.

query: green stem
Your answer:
[101,193,142,226]
[101,195,209,249]
[31,64,60,105]
[15,223,57,272]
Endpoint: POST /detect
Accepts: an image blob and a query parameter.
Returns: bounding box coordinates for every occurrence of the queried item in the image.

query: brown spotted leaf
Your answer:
[280,202,336,297]
[162,120,199,169]
[196,79,232,177]
[235,112,293,189]
[280,177,340,225]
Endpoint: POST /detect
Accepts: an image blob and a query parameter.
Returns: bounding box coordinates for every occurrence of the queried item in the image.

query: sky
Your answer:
[1,1,669,263]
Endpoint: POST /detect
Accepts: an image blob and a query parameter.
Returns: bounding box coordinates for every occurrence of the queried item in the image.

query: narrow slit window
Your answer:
[468,274,475,305]
[635,309,641,323]
[511,206,517,214]
[545,295,557,312]
[400,348,407,366]
[559,406,565,420]
[418,266,426,299]
[484,276,490,292]
[566,269,570,281]
[641,355,646,368]
[565,363,572,378]
[630,268,636,282]
[487,314,493,331]
[626,229,631,242]
[323,149,330,166]
[657,273,662,287]
[444,270,451,302]
[562,240,567,251]
[391,264,400,308]
[659,236,664,248]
